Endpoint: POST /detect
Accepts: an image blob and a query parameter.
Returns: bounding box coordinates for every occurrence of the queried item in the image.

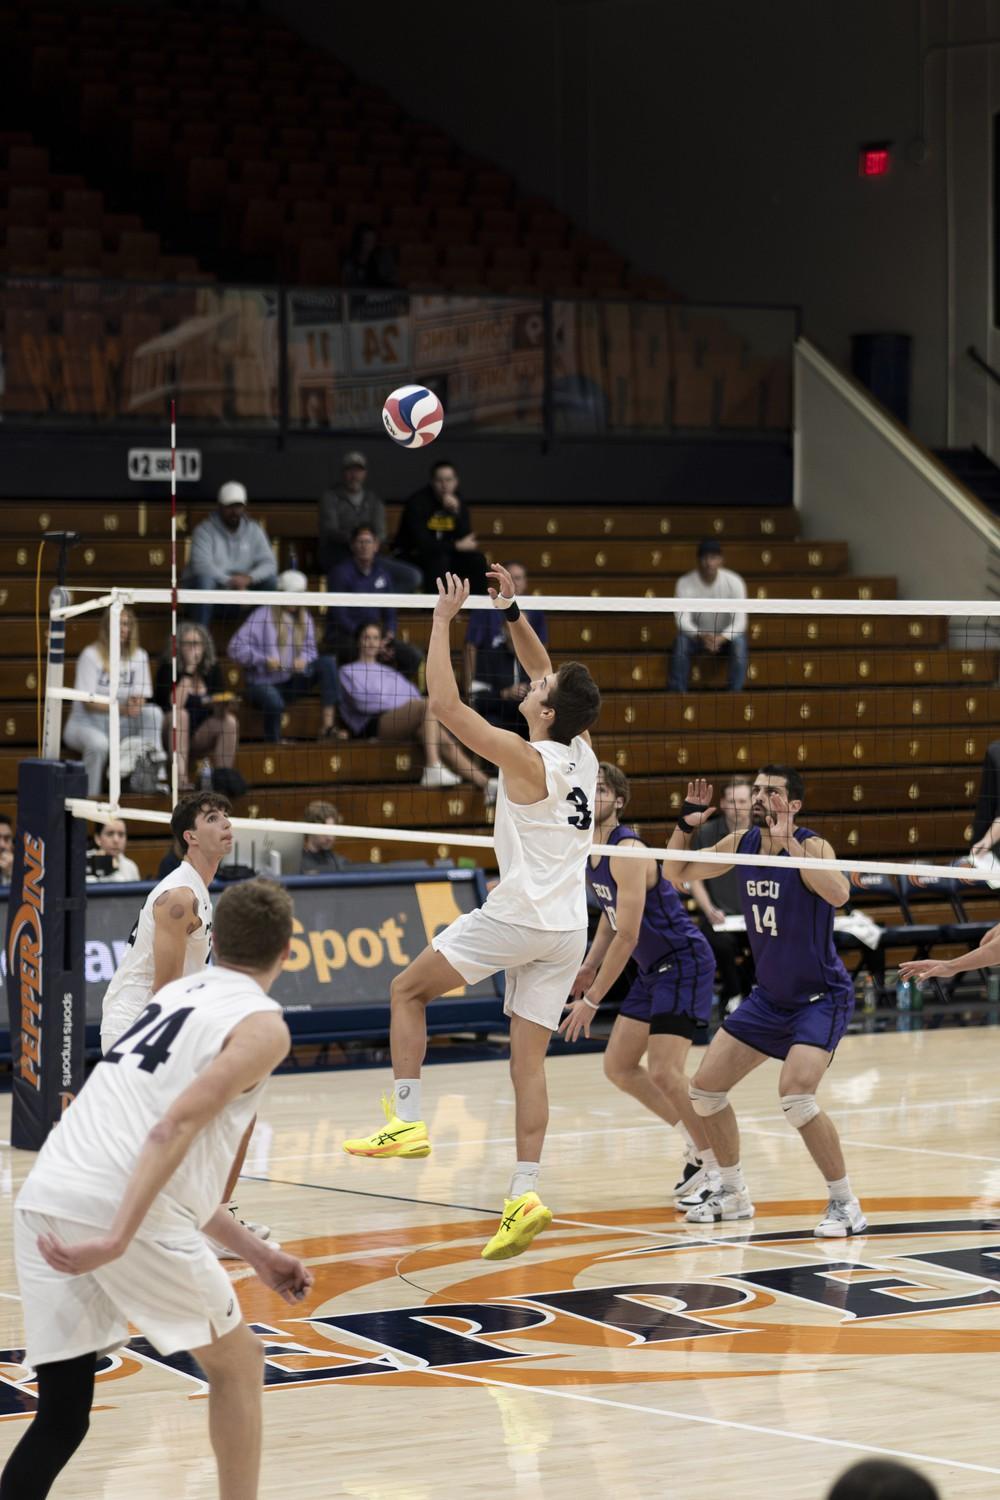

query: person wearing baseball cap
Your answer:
[668,538,748,692]
[318,452,422,592]
[183,481,278,628]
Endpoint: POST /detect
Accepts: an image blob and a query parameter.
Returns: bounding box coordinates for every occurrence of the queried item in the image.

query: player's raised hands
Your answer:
[486,563,516,603]
[763,789,796,846]
[434,572,471,621]
[680,778,716,827]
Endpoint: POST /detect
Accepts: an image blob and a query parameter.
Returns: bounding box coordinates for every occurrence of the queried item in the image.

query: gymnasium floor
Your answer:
[2,1028,1000,1498]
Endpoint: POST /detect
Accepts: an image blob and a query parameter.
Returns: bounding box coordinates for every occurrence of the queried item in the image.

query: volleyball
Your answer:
[381,385,445,448]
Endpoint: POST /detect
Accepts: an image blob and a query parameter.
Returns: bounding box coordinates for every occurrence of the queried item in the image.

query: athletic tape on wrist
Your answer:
[677,817,694,834]
[493,594,520,621]
[581,994,600,1010]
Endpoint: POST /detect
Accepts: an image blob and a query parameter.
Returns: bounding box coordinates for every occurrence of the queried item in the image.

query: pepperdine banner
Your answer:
[2,761,88,1150]
[1,868,500,1037]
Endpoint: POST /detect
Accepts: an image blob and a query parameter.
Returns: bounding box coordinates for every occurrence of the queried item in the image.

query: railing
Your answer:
[0,277,798,441]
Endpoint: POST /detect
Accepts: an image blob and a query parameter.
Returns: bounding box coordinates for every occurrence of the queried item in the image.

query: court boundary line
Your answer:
[430,1366,1000,1479]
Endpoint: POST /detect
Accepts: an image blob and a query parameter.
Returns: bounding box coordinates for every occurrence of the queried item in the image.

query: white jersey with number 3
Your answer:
[483,735,598,931]
[19,967,281,1234]
[101,862,213,1049]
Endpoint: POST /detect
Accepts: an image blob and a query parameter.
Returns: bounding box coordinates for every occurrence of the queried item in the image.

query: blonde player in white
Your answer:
[344,567,601,1260]
[3,879,312,1500]
[99,790,231,1054]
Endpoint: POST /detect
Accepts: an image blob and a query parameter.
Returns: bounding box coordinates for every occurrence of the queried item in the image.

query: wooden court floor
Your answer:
[3,1028,1000,1498]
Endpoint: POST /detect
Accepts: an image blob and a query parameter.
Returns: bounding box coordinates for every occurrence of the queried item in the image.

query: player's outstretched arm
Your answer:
[487,563,552,681]
[427,573,545,789]
[151,887,202,995]
[560,847,647,1042]
[37,1013,291,1276]
[901,923,1000,983]
[664,778,739,885]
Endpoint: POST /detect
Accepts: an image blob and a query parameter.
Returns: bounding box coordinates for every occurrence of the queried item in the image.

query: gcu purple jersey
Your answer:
[736,825,852,1005]
[588,825,714,1031]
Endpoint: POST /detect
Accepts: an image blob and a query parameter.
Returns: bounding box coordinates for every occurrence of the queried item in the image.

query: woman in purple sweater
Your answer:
[228,571,347,742]
[341,623,495,798]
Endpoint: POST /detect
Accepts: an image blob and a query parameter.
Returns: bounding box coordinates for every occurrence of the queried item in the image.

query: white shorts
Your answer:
[433,907,586,1031]
[100,985,149,1055]
[14,1209,242,1367]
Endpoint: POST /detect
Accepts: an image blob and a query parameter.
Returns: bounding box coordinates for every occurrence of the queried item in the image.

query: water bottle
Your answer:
[199,758,213,791]
[895,975,912,1032]
[267,848,282,877]
[861,974,877,1033]
[987,970,1000,1025]
[911,979,925,1031]
[287,543,299,571]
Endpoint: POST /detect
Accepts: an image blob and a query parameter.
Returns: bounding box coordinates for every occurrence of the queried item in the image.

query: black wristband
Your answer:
[677,816,694,834]
[681,800,702,818]
[505,600,521,622]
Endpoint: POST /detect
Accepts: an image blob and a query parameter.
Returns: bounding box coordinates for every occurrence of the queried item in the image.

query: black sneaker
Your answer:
[673,1158,702,1195]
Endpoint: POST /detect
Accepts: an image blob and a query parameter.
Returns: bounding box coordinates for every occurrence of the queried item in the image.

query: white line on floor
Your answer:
[742,1126,1000,1165]
[433,1366,1000,1478]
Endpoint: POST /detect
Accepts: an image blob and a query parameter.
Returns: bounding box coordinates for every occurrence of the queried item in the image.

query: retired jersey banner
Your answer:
[1,868,500,1038]
[2,760,88,1150]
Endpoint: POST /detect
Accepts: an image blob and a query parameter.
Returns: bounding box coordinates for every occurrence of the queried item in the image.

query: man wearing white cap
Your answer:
[184,481,278,628]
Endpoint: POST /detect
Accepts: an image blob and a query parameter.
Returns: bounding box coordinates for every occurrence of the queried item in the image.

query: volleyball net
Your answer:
[45,582,1000,887]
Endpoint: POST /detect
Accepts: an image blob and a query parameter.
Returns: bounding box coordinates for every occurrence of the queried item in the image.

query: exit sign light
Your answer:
[859,144,891,177]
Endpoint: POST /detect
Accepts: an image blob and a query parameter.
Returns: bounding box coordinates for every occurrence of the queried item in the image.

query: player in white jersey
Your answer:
[2,879,311,1500]
[100,790,231,1053]
[344,567,601,1260]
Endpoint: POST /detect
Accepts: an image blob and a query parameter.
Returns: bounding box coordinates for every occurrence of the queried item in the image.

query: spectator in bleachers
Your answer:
[324,525,423,677]
[300,799,354,874]
[318,449,422,589]
[153,623,240,790]
[63,606,165,796]
[686,778,755,1008]
[228,570,346,743]
[340,222,397,289]
[184,480,278,628]
[0,812,13,885]
[462,561,546,732]
[668,539,748,692]
[340,622,496,799]
[86,818,141,884]
[827,1460,938,1499]
[395,459,489,594]
[970,738,1000,858]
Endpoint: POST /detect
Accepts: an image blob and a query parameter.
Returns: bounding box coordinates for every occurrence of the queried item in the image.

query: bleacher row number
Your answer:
[127,449,202,482]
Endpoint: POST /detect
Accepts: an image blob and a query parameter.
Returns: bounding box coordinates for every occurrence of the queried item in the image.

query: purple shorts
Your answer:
[619,957,715,1037]
[722,985,854,1061]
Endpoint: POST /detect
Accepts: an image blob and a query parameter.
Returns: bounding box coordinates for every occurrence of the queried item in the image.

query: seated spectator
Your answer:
[63,606,165,796]
[183,481,278,628]
[228,570,346,743]
[154,623,240,790]
[340,623,496,798]
[669,539,748,692]
[827,1460,938,1499]
[687,778,755,1008]
[462,561,547,732]
[86,817,141,883]
[395,459,488,593]
[325,525,423,677]
[0,812,13,885]
[301,799,355,874]
[340,222,397,289]
[319,450,421,588]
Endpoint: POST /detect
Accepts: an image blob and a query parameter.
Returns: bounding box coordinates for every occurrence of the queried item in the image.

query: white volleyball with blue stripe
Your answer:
[381,385,445,448]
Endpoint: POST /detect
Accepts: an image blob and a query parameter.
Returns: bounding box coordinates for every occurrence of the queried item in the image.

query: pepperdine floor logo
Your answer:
[6,832,45,1090]
[3,1198,1000,1415]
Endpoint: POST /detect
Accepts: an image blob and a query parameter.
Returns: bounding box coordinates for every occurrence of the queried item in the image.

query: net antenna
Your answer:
[169,398,179,804]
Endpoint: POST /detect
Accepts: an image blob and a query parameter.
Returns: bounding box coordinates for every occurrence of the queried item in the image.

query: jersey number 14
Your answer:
[751,903,778,938]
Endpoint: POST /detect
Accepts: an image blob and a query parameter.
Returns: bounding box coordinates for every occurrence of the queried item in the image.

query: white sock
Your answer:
[700,1148,718,1169]
[510,1161,540,1199]
[393,1079,422,1122]
[719,1162,745,1194]
[826,1174,852,1202]
[678,1122,695,1150]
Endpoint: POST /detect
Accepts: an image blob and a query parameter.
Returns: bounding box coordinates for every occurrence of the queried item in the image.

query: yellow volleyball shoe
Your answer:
[481,1192,553,1260]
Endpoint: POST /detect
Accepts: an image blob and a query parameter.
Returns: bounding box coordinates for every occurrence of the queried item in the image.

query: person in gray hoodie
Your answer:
[184,481,278,627]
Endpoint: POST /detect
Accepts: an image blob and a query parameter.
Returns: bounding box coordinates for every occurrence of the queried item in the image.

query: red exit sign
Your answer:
[859,143,891,177]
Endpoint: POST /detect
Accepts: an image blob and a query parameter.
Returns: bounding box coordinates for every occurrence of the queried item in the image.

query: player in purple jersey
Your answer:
[667,765,867,1238]
[560,763,719,1205]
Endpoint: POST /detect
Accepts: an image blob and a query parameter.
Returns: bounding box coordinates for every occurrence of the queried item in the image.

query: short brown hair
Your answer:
[303,799,343,825]
[597,762,630,809]
[170,791,232,854]
[213,878,294,970]
[545,662,601,745]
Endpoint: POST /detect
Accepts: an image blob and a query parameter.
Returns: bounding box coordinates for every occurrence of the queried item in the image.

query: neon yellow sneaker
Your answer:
[481,1192,553,1260]
[342,1093,431,1159]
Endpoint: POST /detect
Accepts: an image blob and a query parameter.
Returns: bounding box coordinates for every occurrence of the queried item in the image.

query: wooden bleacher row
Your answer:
[2,502,800,543]
[3,535,852,578]
[0,649,991,703]
[0,613,954,657]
